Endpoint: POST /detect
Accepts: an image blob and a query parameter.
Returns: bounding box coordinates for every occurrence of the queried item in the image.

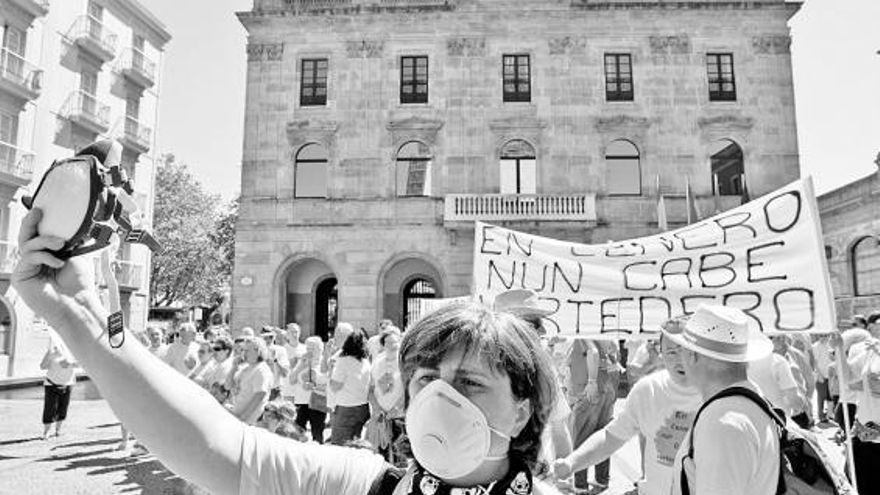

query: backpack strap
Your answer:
[367,464,406,495]
[681,386,787,495]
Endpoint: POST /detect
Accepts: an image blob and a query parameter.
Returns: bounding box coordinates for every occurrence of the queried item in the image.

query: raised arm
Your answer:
[13,209,243,495]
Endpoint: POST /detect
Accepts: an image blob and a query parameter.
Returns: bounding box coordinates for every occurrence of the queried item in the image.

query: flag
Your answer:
[712,173,721,214]
[658,194,668,231]
[685,176,701,224]
[740,173,751,205]
[656,175,668,230]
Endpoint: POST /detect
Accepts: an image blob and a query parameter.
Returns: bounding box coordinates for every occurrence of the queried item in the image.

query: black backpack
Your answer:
[681,386,853,495]
[367,465,406,495]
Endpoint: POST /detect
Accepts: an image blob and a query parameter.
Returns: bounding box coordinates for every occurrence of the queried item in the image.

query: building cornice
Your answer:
[239,0,799,22]
[109,0,172,47]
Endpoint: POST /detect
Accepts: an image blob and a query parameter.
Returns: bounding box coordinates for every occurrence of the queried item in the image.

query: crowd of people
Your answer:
[126,318,410,463]
[17,198,877,495]
[97,294,880,495]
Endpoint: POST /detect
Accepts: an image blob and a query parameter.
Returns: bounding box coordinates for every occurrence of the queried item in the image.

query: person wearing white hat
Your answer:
[665,304,778,495]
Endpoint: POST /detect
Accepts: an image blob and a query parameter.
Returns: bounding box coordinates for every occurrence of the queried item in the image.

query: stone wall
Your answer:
[818,170,880,319]
[233,0,802,332]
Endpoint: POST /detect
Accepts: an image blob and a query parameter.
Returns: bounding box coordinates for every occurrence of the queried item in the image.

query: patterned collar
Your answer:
[406,458,533,495]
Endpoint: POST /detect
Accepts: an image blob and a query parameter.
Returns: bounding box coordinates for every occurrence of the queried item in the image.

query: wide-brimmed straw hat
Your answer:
[663,305,772,362]
[493,289,554,317]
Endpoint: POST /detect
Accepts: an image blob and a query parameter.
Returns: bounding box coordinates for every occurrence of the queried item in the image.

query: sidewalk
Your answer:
[0,396,193,495]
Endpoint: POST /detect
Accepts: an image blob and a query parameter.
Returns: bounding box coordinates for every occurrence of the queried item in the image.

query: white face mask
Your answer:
[405,379,511,480]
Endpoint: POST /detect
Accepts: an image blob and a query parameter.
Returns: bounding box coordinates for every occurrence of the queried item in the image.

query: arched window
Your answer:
[605,139,641,195]
[710,140,745,196]
[852,236,880,296]
[294,143,327,198]
[396,141,432,196]
[403,278,436,329]
[500,139,536,194]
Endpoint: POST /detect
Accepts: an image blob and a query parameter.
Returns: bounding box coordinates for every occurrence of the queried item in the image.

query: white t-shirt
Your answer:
[289,362,318,405]
[164,341,199,375]
[331,356,371,407]
[44,350,76,387]
[748,353,799,415]
[605,370,702,495]
[203,357,234,389]
[149,343,168,360]
[812,340,832,381]
[849,342,880,442]
[268,344,290,389]
[371,353,404,414]
[538,374,572,464]
[239,426,565,495]
[233,361,274,424]
[281,344,307,397]
[671,383,779,495]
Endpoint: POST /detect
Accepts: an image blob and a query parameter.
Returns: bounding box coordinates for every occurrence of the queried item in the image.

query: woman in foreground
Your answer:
[13,208,560,495]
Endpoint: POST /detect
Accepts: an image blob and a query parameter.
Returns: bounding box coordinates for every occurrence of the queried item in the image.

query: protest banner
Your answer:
[472,178,836,338]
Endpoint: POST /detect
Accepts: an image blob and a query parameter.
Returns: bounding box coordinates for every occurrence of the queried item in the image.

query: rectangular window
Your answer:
[604,53,633,102]
[707,53,736,101]
[400,56,428,104]
[2,27,26,82]
[80,70,98,116]
[294,162,327,198]
[300,58,328,106]
[396,160,432,196]
[499,159,536,194]
[503,54,530,103]
[0,112,19,168]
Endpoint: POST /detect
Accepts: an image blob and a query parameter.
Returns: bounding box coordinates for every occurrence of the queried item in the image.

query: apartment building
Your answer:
[0,0,170,377]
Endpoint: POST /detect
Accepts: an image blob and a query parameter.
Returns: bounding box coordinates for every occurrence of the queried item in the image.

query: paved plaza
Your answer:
[0,381,848,495]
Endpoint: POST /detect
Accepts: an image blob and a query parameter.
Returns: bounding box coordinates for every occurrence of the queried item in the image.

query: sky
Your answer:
[142,0,880,201]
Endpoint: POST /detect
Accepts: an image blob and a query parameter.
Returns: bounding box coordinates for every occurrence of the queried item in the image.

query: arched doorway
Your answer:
[314,277,338,341]
[280,257,337,340]
[710,139,745,196]
[403,278,436,329]
[380,256,444,329]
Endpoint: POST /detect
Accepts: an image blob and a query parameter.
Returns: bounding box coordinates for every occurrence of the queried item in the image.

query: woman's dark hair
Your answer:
[340,328,369,361]
[399,301,557,473]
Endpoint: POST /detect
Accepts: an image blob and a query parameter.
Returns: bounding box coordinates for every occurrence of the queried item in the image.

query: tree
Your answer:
[149,155,236,326]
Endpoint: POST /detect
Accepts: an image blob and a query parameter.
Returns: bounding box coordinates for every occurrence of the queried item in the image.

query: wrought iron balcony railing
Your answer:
[114,115,152,153]
[0,48,42,99]
[61,90,111,133]
[115,47,156,88]
[0,140,35,182]
[66,15,117,62]
[0,239,19,273]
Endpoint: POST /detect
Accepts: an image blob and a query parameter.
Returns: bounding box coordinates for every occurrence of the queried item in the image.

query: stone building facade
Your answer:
[0,0,170,377]
[233,0,802,338]
[819,167,880,320]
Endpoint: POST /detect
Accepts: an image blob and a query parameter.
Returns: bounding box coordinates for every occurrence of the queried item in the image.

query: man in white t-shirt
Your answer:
[163,323,199,375]
[553,317,702,495]
[846,328,880,494]
[278,324,306,400]
[665,305,778,495]
[146,326,168,359]
[748,346,803,418]
[813,335,834,423]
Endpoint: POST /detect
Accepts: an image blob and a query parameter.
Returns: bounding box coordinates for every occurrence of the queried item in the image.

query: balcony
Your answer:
[444,194,598,224]
[0,239,18,273]
[66,15,117,63]
[0,49,42,102]
[61,90,110,134]
[115,47,155,89]
[115,260,144,289]
[95,258,145,291]
[0,141,35,186]
[6,0,49,18]
[114,116,152,154]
